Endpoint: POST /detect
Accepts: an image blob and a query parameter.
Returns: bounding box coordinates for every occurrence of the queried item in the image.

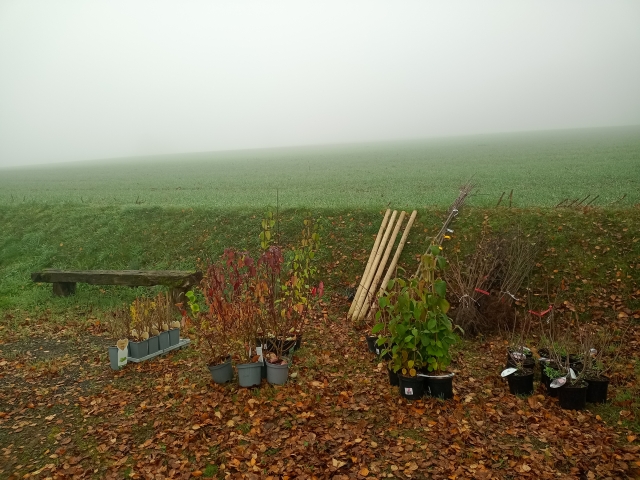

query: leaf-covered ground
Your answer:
[1,297,639,480]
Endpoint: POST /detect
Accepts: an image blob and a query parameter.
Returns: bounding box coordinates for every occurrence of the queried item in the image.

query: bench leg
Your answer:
[53,282,76,296]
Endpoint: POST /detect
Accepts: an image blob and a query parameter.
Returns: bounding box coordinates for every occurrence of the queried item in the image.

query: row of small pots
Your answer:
[505,363,609,410]
[366,335,455,401]
[128,328,181,359]
[208,357,290,386]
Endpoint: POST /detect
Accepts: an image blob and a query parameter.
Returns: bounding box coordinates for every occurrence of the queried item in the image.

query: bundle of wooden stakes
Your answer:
[347,209,418,324]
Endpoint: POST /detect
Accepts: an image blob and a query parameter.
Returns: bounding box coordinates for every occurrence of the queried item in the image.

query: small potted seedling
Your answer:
[169,320,181,346]
[541,361,563,397]
[129,328,149,359]
[581,322,628,404]
[501,313,535,396]
[106,308,129,370]
[183,286,234,384]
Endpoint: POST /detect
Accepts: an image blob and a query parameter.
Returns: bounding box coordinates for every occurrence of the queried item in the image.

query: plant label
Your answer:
[550,377,566,388]
[375,348,379,354]
[569,368,576,379]
[404,388,413,395]
[501,368,517,377]
[539,357,549,363]
[256,346,263,362]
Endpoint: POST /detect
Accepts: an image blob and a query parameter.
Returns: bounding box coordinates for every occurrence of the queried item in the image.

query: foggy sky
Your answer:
[1,1,639,167]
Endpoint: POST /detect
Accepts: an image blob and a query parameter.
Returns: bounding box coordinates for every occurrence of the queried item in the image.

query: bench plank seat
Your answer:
[31,269,203,299]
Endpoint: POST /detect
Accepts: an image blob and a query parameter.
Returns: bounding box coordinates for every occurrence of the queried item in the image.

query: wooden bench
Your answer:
[31,269,203,303]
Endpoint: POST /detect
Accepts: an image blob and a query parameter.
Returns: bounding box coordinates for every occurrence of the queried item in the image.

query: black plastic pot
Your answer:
[388,367,399,386]
[399,375,424,400]
[586,376,609,404]
[558,381,588,410]
[366,335,378,353]
[506,369,534,396]
[424,373,454,400]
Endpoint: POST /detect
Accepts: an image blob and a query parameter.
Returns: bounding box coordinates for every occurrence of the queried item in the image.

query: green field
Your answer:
[1,126,639,209]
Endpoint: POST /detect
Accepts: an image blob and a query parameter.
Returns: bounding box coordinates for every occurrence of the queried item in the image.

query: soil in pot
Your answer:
[147,335,160,355]
[237,361,262,388]
[424,373,454,400]
[558,381,588,410]
[388,367,399,386]
[399,375,424,400]
[506,369,534,396]
[208,357,233,384]
[585,376,609,404]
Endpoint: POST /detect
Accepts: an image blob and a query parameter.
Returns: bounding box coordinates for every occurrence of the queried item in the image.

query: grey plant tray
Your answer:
[127,338,191,363]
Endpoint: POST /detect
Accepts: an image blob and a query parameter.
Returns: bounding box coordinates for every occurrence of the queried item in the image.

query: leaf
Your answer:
[359,467,369,476]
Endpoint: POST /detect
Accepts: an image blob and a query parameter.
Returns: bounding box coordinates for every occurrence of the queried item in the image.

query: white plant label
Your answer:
[404,387,414,395]
[375,348,379,354]
[256,346,263,362]
[539,357,549,363]
[501,368,518,377]
[550,377,567,388]
[569,368,577,379]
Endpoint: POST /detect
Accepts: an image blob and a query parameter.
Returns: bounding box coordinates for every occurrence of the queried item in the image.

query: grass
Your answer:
[1,202,638,328]
[1,126,639,209]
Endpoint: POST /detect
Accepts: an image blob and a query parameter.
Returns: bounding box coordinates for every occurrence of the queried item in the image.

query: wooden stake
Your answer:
[354,211,406,323]
[347,209,391,318]
[378,210,417,297]
[350,210,398,322]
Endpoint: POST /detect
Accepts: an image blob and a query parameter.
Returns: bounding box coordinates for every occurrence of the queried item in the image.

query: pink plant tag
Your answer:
[404,388,414,395]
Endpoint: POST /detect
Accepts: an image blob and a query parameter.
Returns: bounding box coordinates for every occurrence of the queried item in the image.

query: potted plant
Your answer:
[377,247,460,400]
[257,211,323,385]
[581,323,628,404]
[228,251,263,388]
[501,318,535,396]
[540,361,563,397]
[182,252,240,384]
[106,308,129,370]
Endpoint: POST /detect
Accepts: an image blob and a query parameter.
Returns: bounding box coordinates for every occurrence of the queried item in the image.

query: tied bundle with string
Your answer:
[445,234,502,336]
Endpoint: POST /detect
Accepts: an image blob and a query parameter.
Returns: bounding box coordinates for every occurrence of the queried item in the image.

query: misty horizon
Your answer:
[2,1,640,168]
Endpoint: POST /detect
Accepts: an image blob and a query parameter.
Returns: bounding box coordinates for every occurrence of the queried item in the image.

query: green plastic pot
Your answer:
[266,361,289,385]
[208,357,233,384]
[129,339,149,359]
[147,335,160,355]
[159,331,170,350]
[237,361,262,387]
[168,328,180,346]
